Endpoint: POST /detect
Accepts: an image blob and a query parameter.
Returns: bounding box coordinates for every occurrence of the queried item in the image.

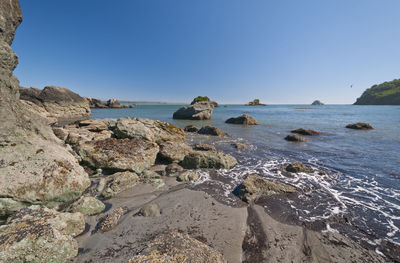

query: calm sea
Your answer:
[92,104,400,245]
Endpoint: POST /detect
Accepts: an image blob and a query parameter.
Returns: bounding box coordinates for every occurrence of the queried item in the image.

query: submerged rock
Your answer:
[69,196,105,215]
[181,151,237,169]
[158,141,193,163]
[0,206,85,262]
[77,138,159,173]
[225,114,259,125]
[97,206,128,232]
[101,171,139,198]
[198,126,228,136]
[139,203,161,217]
[291,128,321,136]
[285,162,312,173]
[284,134,309,142]
[184,125,200,133]
[236,175,296,202]
[129,231,226,263]
[346,122,374,130]
[173,101,214,120]
[193,143,216,151]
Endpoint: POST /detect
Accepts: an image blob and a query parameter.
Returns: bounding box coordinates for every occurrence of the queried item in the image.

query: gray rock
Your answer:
[173,101,214,120]
[0,206,85,262]
[105,98,122,108]
[236,174,296,202]
[0,0,22,45]
[198,126,228,136]
[76,138,159,173]
[225,114,259,125]
[141,169,161,179]
[177,171,199,183]
[101,171,140,198]
[158,141,193,163]
[291,128,321,136]
[69,196,105,215]
[139,203,161,217]
[181,151,237,169]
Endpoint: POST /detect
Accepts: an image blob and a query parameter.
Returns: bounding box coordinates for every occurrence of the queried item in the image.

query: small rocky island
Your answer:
[311,100,324,105]
[354,79,400,105]
[84,97,135,108]
[245,99,266,106]
[173,96,217,120]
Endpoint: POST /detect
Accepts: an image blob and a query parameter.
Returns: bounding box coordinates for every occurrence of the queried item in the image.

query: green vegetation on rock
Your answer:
[354,79,400,105]
[192,96,210,103]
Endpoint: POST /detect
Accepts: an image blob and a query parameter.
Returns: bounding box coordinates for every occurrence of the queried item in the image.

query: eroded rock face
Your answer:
[181,151,237,169]
[129,231,226,263]
[291,128,321,136]
[225,114,259,125]
[113,117,185,144]
[284,134,309,142]
[285,162,312,173]
[236,175,295,202]
[173,101,214,120]
[346,122,374,130]
[198,126,228,136]
[76,138,159,173]
[0,206,85,262]
[158,141,193,163]
[19,86,91,122]
[0,0,90,216]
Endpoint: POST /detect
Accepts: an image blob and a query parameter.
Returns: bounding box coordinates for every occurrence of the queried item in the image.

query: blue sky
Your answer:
[13,0,400,104]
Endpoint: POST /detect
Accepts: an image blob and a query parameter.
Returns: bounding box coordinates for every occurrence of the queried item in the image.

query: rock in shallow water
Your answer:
[181,151,237,169]
[236,174,296,202]
[173,101,215,120]
[198,126,228,136]
[225,114,259,125]
[129,231,226,263]
[346,122,374,130]
[0,206,85,262]
[291,128,321,136]
[184,125,200,133]
[284,134,309,142]
[285,162,312,173]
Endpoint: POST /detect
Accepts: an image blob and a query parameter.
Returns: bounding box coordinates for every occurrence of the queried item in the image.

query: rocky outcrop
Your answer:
[291,128,321,136]
[0,0,90,217]
[184,125,200,133]
[225,114,259,125]
[198,126,228,136]
[285,162,312,173]
[284,134,309,142]
[0,206,85,262]
[19,86,91,122]
[112,117,185,144]
[76,138,159,173]
[173,101,214,120]
[354,79,400,105]
[158,141,193,163]
[346,122,374,130]
[245,99,266,106]
[181,151,237,169]
[84,97,107,108]
[311,100,324,105]
[68,196,105,215]
[105,98,122,108]
[236,175,295,202]
[129,231,226,263]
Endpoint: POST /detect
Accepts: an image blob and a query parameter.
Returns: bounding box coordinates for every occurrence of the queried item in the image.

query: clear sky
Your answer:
[13,0,400,104]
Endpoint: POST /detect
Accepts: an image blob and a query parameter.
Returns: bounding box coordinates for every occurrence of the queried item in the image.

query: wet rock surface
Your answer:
[184,124,200,132]
[291,128,322,136]
[285,134,310,142]
[285,162,312,173]
[198,126,228,136]
[346,122,374,130]
[181,151,237,169]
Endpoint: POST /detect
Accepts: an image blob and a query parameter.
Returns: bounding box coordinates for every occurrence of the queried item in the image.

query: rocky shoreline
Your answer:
[0,1,398,262]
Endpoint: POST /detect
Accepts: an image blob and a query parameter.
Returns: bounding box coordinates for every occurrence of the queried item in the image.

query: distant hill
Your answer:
[354,79,400,105]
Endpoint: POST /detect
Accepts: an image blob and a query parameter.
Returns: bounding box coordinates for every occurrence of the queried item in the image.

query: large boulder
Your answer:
[198,126,228,136]
[346,122,374,130]
[105,98,122,108]
[225,114,259,125]
[130,231,226,263]
[173,101,214,120]
[0,206,85,262]
[0,0,91,216]
[181,151,237,169]
[236,175,295,202]
[19,86,91,122]
[158,141,193,163]
[112,117,185,144]
[76,138,159,173]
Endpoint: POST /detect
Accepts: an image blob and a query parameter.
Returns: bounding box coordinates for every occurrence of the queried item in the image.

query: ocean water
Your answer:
[92,104,400,246]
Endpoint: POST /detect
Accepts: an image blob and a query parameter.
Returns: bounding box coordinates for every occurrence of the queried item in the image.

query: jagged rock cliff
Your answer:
[0,0,90,217]
[354,79,400,105]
